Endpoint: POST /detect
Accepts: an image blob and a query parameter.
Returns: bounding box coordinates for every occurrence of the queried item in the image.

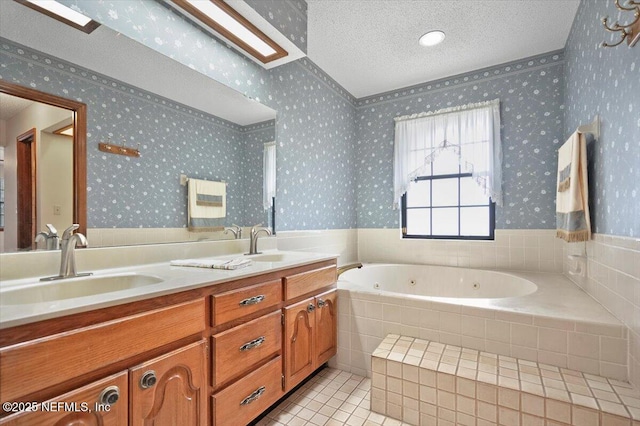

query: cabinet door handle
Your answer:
[99,386,120,405]
[307,303,316,313]
[240,386,266,406]
[239,295,265,306]
[140,370,157,389]
[240,336,265,351]
[317,299,327,308]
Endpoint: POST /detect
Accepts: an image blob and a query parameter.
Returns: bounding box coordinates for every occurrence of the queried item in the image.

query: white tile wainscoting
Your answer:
[358,229,566,273]
[564,234,640,389]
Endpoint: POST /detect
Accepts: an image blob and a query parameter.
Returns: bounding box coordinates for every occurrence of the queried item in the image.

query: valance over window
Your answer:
[393,99,503,208]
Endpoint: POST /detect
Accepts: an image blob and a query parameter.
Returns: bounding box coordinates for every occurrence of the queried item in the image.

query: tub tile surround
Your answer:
[564,234,640,390]
[335,280,628,383]
[370,335,640,425]
[358,229,566,273]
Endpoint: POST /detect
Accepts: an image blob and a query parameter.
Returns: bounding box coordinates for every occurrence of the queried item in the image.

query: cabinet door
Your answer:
[130,340,207,426]
[283,297,315,392]
[315,289,338,366]
[0,372,127,426]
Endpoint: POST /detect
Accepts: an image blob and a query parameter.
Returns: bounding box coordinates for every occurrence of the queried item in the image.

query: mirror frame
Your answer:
[0,80,87,238]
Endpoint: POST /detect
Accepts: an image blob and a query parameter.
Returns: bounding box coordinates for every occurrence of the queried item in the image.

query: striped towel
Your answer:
[556,132,591,242]
[187,178,226,232]
[170,257,253,270]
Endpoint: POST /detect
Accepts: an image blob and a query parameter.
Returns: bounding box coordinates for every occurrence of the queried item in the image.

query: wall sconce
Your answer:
[601,0,640,47]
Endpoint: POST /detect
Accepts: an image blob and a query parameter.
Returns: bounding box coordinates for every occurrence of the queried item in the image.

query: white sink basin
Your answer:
[250,253,307,263]
[0,274,164,305]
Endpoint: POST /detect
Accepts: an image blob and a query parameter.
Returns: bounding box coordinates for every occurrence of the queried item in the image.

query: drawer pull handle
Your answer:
[239,295,265,306]
[99,386,120,405]
[240,336,266,351]
[317,299,327,308]
[307,303,316,313]
[140,370,157,389]
[240,386,266,406]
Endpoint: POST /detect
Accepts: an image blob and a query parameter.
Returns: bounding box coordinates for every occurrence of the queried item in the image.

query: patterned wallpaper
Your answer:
[244,121,276,227]
[0,38,274,228]
[355,52,566,229]
[6,0,636,236]
[564,0,640,237]
[57,0,270,103]
[246,0,307,53]
[56,0,358,231]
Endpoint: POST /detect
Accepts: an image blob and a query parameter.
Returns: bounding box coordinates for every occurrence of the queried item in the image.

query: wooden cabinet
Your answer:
[130,340,207,426]
[212,310,282,387]
[0,258,338,426]
[211,279,282,326]
[284,289,337,391]
[212,356,283,426]
[0,372,128,426]
[315,289,338,367]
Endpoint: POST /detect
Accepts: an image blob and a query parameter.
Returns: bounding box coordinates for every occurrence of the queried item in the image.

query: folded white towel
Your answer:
[170,257,253,270]
[556,131,591,242]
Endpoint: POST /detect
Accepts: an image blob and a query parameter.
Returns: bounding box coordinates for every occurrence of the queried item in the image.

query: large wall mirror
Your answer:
[0,81,87,252]
[0,1,277,252]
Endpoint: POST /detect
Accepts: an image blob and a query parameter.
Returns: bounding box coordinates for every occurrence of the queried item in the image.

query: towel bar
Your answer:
[576,115,600,141]
[179,174,226,186]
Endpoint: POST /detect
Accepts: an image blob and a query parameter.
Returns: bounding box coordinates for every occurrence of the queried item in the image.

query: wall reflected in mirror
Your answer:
[0,93,74,252]
[0,1,277,252]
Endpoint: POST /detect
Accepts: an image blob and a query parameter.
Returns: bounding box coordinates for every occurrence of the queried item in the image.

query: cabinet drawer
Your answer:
[284,266,336,300]
[212,356,283,426]
[211,279,281,325]
[0,299,205,403]
[212,311,282,387]
[0,371,128,425]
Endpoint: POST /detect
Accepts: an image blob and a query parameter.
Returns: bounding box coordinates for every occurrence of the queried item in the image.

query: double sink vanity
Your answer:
[0,249,338,425]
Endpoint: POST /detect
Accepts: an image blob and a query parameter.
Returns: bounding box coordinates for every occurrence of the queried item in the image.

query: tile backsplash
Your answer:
[359,229,565,273]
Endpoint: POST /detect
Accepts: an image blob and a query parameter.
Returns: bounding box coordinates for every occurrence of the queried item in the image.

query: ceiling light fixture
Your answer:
[15,0,100,34]
[169,0,287,64]
[419,30,446,47]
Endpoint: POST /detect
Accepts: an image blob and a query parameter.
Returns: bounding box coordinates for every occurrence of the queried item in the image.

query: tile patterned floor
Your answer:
[255,368,410,426]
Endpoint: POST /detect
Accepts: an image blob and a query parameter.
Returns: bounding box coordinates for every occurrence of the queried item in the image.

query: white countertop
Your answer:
[0,250,337,329]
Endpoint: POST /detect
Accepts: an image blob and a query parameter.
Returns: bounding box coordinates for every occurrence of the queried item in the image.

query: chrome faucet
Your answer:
[247,224,271,255]
[35,224,60,250]
[224,224,242,239]
[337,263,363,277]
[41,224,92,281]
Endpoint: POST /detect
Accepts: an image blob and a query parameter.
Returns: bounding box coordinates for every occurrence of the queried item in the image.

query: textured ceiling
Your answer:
[307,0,581,98]
[0,93,34,121]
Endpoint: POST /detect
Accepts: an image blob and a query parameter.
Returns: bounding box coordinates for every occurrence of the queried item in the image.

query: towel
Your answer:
[170,257,253,270]
[188,178,226,232]
[556,132,591,242]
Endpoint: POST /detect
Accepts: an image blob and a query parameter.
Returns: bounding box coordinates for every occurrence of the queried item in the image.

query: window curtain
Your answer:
[393,99,502,208]
[263,142,276,210]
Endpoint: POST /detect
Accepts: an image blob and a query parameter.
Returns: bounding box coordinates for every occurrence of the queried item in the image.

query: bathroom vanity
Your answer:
[0,253,338,425]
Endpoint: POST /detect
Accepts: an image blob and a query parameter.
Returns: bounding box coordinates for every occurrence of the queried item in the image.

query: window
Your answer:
[401,149,495,239]
[393,100,502,240]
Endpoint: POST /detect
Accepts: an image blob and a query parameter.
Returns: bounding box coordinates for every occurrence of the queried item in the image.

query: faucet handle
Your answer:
[62,224,80,240]
[45,224,58,236]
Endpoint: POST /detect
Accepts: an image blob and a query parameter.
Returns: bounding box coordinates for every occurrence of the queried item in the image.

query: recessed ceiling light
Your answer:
[15,0,100,33]
[419,30,446,47]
